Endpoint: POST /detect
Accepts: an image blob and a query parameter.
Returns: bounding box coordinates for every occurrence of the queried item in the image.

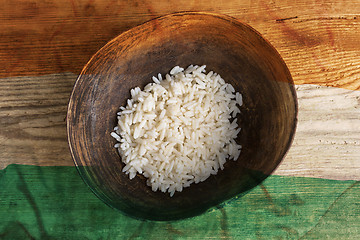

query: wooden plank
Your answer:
[0,73,75,168]
[0,0,359,90]
[1,165,358,239]
[1,74,359,181]
[274,84,360,180]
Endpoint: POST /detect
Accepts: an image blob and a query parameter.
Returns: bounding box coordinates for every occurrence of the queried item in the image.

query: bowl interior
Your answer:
[67,12,297,221]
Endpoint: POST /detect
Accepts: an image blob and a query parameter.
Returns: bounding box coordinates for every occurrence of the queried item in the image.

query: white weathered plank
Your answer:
[1,73,359,180]
[274,84,360,180]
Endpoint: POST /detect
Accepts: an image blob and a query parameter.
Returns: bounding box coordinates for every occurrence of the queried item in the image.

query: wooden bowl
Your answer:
[67,12,297,221]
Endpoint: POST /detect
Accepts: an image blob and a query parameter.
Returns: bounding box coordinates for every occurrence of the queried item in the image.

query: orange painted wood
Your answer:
[0,0,359,89]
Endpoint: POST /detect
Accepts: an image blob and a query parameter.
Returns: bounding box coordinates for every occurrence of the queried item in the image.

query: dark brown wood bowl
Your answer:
[67,12,297,221]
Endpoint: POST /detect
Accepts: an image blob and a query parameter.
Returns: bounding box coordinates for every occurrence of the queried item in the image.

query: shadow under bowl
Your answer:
[67,12,298,221]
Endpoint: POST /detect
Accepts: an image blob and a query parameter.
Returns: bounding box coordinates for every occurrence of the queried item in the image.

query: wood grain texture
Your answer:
[0,0,359,89]
[0,73,75,169]
[1,0,360,181]
[1,165,358,239]
[1,76,360,180]
[274,84,360,180]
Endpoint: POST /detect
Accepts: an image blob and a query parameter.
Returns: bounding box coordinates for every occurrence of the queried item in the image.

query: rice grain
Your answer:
[111,65,243,196]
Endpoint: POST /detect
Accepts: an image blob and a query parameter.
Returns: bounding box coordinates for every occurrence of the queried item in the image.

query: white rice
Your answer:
[111,65,243,197]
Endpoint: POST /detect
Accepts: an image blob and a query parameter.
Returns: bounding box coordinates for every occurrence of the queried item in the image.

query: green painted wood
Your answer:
[0,164,359,239]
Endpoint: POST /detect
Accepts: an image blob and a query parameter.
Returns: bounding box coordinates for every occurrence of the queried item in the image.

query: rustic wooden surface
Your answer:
[1,0,360,180]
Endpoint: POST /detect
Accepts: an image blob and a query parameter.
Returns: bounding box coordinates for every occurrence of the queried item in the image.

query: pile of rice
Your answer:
[111,65,243,197]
